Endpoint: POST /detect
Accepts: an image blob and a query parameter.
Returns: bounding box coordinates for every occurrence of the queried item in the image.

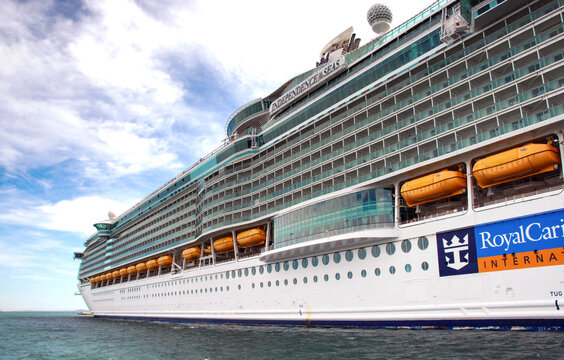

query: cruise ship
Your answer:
[76,0,564,329]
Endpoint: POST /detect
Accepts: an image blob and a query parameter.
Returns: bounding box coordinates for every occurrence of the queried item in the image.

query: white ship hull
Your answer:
[80,194,564,329]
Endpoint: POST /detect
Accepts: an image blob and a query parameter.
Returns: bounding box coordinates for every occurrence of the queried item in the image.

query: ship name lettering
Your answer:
[550,291,563,297]
[479,221,564,252]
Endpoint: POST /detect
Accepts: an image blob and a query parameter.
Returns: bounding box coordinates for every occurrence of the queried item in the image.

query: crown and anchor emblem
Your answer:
[442,234,470,270]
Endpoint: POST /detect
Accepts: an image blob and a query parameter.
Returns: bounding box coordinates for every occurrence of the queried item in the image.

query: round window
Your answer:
[418,236,429,250]
[385,243,396,255]
[371,245,380,258]
[333,252,341,264]
[345,250,353,262]
[358,248,367,260]
[401,240,412,253]
[322,254,330,265]
[312,256,319,267]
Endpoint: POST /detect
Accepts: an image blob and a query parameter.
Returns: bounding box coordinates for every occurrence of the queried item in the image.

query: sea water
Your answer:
[0,312,562,360]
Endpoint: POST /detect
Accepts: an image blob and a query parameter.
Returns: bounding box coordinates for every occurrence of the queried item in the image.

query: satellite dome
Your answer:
[367,3,392,34]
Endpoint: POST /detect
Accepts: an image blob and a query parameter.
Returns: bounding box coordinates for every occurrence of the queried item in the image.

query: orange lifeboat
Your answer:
[158,255,173,267]
[237,228,267,248]
[90,278,96,284]
[213,236,234,253]
[401,170,467,207]
[473,143,560,188]
[105,272,113,281]
[119,268,128,277]
[127,265,137,274]
[136,262,147,272]
[146,259,159,270]
[182,246,201,260]
[112,270,120,278]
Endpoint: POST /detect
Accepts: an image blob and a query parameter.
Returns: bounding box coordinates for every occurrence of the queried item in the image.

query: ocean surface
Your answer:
[0,312,563,360]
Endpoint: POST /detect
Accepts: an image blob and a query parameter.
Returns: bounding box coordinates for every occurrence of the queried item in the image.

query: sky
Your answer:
[0,0,437,311]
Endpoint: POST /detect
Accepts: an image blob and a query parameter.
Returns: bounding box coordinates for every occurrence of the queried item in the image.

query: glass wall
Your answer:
[273,188,394,249]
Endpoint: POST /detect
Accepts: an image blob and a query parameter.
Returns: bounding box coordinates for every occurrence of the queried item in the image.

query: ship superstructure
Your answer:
[77,0,564,329]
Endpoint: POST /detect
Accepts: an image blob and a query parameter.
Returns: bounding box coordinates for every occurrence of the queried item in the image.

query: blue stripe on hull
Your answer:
[94,315,564,330]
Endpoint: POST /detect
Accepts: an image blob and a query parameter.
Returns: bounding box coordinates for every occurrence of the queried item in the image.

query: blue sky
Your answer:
[0,0,435,311]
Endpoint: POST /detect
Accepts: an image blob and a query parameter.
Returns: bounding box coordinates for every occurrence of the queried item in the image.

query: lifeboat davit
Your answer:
[158,255,173,267]
[473,143,560,188]
[146,259,159,270]
[213,236,234,254]
[182,246,201,260]
[401,170,467,207]
[119,268,128,277]
[136,262,147,272]
[237,228,267,248]
[127,265,137,274]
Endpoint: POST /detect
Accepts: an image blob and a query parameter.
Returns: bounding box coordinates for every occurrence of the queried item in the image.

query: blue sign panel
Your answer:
[474,209,564,258]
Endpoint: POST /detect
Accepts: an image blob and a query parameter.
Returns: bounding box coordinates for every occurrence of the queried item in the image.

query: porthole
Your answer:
[385,243,396,255]
[292,260,299,270]
[293,278,297,285]
[259,265,264,274]
[333,252,341,264]
[401,240,412,253]
[322,254,330,265]
[345,250,353,262]
[244,268,249,277]
[237,269,242,277]
[303,277,308,284]
[389,266,396,274]
[231,270,236,278]
[267,264,272,273]
[220,286,223,292]
[251,267,256,276]
[347,271,353,279]
[358,248,367,260]
[313,275,318,283]
[275,263,281,272]
[375,268,381,276]
[421,261,429,271]
[227,286,230,291]
[324,274,329,281]
[371,245,380,258]
[268,281,271,287]
[312,256,319,267]
[260,282,264,288]
[361,269,367,278]
[284,279,288,286]
[302,258,308,268]
[283,261,289,271]
[405,264,412,273]
[418,236,429,250]
[252,283,255,289]
[276,280,280,287]
[335,273,341,280]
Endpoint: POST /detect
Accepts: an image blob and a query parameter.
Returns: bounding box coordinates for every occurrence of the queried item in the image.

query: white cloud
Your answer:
[0,195,137,236]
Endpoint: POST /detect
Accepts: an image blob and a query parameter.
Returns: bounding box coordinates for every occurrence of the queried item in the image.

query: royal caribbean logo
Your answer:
[437,227,479,277]
[436,209,564,277]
